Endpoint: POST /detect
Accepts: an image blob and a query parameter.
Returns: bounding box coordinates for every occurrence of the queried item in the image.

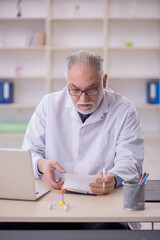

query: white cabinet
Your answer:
[0,0,47,126]
[0,0,160,147]
[49,0,105,93]
[107,0,160,135]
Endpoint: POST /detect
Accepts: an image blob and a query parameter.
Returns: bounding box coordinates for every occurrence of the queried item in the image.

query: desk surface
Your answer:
[0,180,160,223]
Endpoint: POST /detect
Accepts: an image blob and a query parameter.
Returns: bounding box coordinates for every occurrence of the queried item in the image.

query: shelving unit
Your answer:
[0,0,160,148]
[107,0,160,135]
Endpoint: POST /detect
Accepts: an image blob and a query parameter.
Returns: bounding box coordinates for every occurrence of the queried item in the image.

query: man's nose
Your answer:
[79,92,89,101]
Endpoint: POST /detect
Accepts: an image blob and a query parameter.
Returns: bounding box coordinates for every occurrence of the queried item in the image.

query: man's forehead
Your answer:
[67,64,102,90]
[69,64,99,75]
[68,81,100,89]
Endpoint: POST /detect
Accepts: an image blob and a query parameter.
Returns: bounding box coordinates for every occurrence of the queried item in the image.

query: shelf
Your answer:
[109,76,159,80]
[136,104,160,110]
[0,103,37,109]
[144,132,160,138]
[108,47,159,51]
[51,46,103,51]
[51,76,66,81]
[108,17,160,21]
[0,122,28,133]
[51,17,103,21]
[0,47,46,51]
[0,17,46,21]
[0,76,46,80]
[0,132,25,136]
[0,0,159,135]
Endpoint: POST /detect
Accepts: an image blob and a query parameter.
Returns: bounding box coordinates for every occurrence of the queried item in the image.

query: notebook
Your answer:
[145,180,160,202]
[0,148,50,201]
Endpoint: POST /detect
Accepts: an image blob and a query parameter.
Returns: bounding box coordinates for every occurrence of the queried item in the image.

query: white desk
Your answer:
[0,180,160,240]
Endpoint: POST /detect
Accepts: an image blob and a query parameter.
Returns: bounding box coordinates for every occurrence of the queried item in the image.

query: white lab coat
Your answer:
[22,87,144,180]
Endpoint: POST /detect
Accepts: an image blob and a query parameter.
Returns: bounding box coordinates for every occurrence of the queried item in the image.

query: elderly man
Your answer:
[22,50,144,229]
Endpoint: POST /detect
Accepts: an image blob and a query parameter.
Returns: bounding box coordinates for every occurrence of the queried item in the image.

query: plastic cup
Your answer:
[123,181,145,211]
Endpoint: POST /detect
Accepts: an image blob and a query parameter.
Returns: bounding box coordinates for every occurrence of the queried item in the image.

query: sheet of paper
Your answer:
[63,173,101,193]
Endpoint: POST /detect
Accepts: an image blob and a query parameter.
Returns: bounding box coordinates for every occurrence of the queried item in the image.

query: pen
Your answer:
[139,172,146,185]
[103,168,106,192]
[140,173,149,185]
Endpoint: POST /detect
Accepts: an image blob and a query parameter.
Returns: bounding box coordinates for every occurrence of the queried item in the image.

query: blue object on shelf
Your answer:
[0,82,3,103]
[0,81,13,104]
[147,81,160,104]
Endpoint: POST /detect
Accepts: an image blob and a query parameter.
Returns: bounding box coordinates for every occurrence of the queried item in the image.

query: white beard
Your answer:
[75,90,104,114]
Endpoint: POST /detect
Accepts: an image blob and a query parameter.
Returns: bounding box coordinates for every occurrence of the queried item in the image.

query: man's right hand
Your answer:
[38,158,66,189]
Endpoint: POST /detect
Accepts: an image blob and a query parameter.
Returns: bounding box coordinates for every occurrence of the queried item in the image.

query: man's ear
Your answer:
[103,74,108,88]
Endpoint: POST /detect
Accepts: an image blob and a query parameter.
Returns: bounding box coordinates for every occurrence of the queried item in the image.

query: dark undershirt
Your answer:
[78,112,91,123]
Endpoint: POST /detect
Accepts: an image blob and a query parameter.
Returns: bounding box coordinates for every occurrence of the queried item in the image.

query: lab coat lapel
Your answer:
[83,92,110,126]
[65,93,81,123]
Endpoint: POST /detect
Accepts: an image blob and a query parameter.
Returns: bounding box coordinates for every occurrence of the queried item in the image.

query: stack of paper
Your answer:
[63,173,101,195]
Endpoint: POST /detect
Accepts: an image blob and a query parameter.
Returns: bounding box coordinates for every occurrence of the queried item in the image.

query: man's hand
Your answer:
[89,172,116,195]
[38,158,66,189]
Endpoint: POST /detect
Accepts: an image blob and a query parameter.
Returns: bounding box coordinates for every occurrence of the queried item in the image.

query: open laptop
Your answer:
[0,148,50,201]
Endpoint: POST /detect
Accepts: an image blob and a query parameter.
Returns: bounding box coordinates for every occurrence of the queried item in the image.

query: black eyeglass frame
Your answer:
[68,87,100,96]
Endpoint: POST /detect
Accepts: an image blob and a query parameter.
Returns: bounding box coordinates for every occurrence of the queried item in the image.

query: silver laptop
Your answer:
[0,148,50,201]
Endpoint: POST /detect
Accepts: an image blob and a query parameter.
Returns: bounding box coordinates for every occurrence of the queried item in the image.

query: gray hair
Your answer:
[64,50,105,80]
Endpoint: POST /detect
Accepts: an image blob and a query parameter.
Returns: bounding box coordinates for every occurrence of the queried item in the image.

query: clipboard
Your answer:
[63,173,101,195]
[65,188,96,196]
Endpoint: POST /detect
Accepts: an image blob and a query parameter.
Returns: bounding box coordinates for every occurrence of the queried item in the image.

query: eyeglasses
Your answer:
[68,87,100,96]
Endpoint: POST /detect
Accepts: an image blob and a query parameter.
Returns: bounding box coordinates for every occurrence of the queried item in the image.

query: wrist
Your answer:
[38,158,47,174]
[114,176,117,187]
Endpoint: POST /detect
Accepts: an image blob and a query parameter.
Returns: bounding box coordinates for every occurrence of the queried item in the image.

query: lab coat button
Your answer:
[101,116,104,120]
